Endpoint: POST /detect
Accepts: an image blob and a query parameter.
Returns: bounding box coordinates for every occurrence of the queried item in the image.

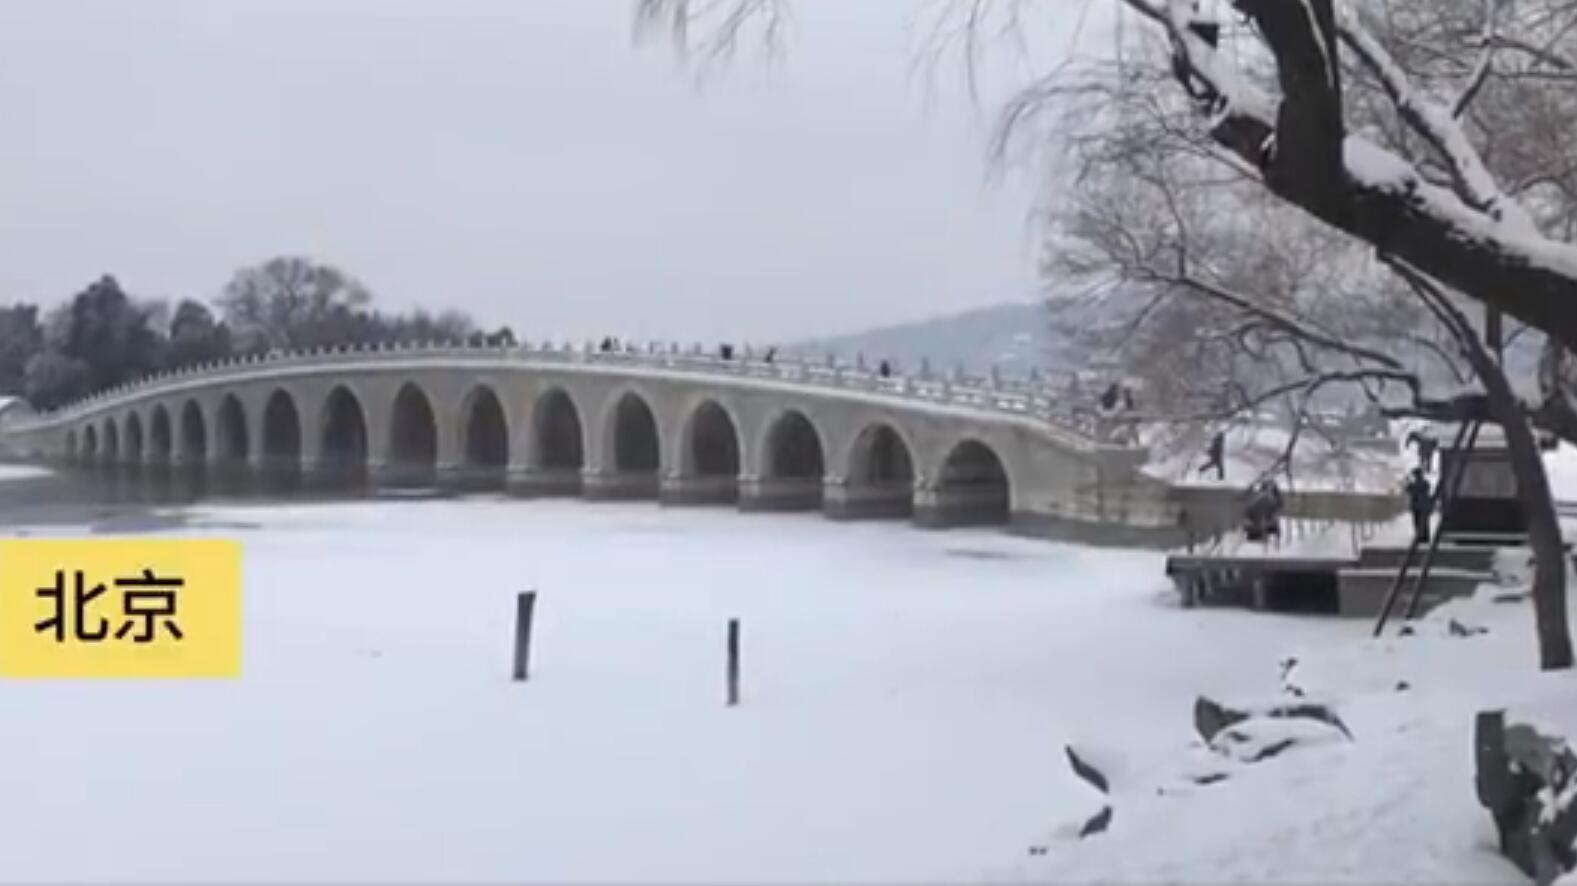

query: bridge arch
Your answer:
[82,425,98,461]
[933,438,1012,526]
[758,408,827,510]
[64,429,78,463]
[460,384,509,479]
[387,382,439,485]
[679,399,741,503]
[762,410,826,479]
[149,405,173,463]
[260,389,303,491]
[319,385,369,487]
[180,401,208,462]
[215,395,249,463]
[606,391,661,474]
[530,387,585,490]
[123,412,145,463]
[842,421,916,518]
[262,390,302,464]
[101,418,120,463]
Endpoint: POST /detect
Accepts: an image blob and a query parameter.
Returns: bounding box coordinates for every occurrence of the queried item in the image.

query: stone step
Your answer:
[1441,531,1532,548]
[1356,543,1497,573]
[1336,567,1495,618]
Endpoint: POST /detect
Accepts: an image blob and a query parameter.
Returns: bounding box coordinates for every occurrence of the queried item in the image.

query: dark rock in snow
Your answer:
[1194,697,1249,744]
[1395,680,1411,692]
[1244,736,1298,762]
[1449,618,1489,637]
[1194,695,1353,743]
[1078,805,1113,838]
[1400,625,1416,636]
[1064,745,1110,795]
[1475,710,1577,886]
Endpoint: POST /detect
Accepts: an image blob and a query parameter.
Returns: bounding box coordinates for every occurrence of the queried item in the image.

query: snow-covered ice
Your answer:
[0,480,1563,882]
[0,497,1195,883]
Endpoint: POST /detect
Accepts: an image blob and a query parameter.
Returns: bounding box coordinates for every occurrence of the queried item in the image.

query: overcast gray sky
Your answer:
[0,0,1077,343]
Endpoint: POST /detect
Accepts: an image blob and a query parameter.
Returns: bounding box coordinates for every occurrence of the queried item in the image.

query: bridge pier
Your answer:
[301,456,370,495]
[738,475,822,512]
[209,458,254,497]
[913,483,1010,528]
[439,463,507,493]
[507,467,583,497]
[251,454,303,496]
[583,469,659,501]
[369,459,439,490]
[823,480,914,520]
[659,473,738,506]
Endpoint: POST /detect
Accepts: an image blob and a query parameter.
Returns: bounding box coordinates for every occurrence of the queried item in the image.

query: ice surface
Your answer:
[0,497,1202,883]
[0,471,1563,882]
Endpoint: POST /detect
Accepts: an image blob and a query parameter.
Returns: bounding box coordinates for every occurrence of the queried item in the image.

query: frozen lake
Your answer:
[0,492,1365,882]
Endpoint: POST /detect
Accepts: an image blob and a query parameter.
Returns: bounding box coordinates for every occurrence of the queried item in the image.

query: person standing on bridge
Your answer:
[1406,467,1434,544]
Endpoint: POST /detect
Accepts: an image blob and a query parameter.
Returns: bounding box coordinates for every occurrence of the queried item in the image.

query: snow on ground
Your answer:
[0,482,1564,882]
[1547,442,1577,506]
[0,498,1194,882]
[1014,575,1574,885]
[1145,422,1404,493]
[0,462,52,482]
[1198,513,1416,561]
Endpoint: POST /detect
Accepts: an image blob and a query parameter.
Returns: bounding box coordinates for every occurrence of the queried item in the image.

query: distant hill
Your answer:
[792,301,1067,377]
[792,298,1547,411]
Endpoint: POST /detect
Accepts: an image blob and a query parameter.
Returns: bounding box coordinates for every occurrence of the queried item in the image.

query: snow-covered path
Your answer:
[0,496,1361,883]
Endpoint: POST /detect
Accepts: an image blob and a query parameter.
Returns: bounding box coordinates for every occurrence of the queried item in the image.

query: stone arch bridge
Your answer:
[1,341,1181,542]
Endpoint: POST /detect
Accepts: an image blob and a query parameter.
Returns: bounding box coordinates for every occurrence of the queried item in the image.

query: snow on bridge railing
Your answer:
[14,338,1109,442]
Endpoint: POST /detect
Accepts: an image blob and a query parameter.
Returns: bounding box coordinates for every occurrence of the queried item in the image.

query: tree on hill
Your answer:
[165,299,233,369]
[218,256,374,353]
[51,275,166,395]
[0,304,43,397]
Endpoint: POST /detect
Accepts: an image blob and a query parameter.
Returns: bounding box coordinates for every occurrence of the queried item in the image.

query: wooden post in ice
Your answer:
[513,591,537,682]
[726,618,741,706]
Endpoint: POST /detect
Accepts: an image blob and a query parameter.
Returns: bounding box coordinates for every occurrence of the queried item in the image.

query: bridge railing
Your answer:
[8,339,1116,447]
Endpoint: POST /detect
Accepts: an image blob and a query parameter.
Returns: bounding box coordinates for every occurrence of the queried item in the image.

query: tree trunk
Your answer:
[1473,341,1574,670]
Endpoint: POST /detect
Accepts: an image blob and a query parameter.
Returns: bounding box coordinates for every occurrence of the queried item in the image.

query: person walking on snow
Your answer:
[1198,431,1227,481]
[1405,468,1434,544]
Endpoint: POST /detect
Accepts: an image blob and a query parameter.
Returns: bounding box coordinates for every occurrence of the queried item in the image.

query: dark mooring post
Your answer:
[513,591,537,682]
[726,618,741,706]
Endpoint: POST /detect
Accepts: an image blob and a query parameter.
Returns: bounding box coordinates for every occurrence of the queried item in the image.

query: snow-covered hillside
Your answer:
[793,300,1067,376]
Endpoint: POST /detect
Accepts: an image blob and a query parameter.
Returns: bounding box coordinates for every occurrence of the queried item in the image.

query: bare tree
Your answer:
[1035,0,1577,670]
[218,256,374,353]
[631,0,1577,669]
[1045,78,1572,674]
[1049,116,1469,478]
